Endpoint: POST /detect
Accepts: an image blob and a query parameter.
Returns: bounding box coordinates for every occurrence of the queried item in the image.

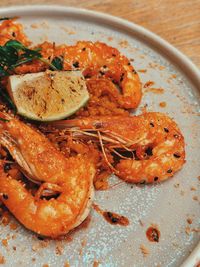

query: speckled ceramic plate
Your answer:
[0,5,199,267]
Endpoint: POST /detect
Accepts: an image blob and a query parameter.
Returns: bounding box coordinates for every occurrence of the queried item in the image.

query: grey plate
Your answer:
[0,5,199,267]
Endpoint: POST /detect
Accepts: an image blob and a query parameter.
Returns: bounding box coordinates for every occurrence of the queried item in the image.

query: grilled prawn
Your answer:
[0,112,96,238]
[53,112,185,184]
[16,41,142,109]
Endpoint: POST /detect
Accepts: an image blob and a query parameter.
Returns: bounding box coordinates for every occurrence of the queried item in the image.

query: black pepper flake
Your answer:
[12,32,16,37]
[73,61,79,68]
[82,47,86,51]
[132,69,137,74]
[103,65,107,68]
[164,128,169,133]
[174,134,179,138]
[120,73,125,82]
[99,70,105,76]
[107,212,119,223]
[127,62,131,66]
[112,79,117,84]
[112,53,116,57]
[111,217,119,223]
[154,177,159,181]
[2,194,8,200]
[150,228,160,242]
[173,153,181,158]
[167,169,172,173]
[150,122,154,127]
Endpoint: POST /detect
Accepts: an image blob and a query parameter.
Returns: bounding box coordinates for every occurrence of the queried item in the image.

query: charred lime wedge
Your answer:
[7,70,89,121]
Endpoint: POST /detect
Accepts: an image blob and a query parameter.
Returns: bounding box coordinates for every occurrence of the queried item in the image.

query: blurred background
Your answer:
[0,0,199,67]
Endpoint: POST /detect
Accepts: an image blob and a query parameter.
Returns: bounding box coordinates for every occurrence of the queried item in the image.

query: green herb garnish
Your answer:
[0,86,17,113]
[0,40,60,78]
[0,40,42,77]
[0,117,9,122]
[50,56,63,70]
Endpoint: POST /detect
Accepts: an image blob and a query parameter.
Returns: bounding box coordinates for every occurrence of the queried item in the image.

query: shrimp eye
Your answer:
[145,147,153,156]
[154,177,159,182]
[2,194,8,200]
[4,163,11,172]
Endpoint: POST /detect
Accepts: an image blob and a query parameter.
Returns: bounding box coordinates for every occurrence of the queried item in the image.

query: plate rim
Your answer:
[0,5,199,267]
[0,5,199,87]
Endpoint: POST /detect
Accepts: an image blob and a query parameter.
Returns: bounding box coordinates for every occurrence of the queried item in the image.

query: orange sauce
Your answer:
[143,81,154,88]
[1,239,8,247]
[146,226,160,242]
[93,261,100,267]
[144,88,164,94]
[159,101,167,108]
[92,203,129,226]
[138,69,147,73]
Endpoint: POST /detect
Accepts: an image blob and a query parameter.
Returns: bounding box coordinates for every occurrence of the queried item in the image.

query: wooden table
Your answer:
[1,0,200,68]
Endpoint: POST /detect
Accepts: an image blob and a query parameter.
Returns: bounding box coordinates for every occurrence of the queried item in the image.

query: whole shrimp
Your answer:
[15,41,142,109]
[0,112,96,238]
[52,112,185,184]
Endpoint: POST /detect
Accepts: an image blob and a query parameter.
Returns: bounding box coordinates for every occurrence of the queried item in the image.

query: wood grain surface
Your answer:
[0,0,200,68]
